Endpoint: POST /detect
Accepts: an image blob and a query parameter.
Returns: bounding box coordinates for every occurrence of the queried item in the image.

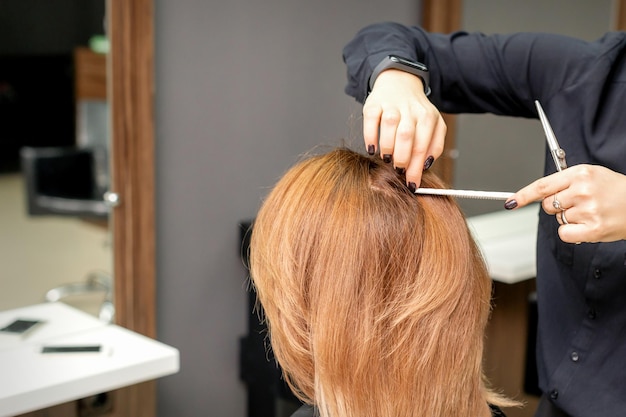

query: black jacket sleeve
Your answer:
[342,22,619,118]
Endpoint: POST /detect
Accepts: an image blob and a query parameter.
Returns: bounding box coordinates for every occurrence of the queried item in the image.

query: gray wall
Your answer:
[153,1,418,415]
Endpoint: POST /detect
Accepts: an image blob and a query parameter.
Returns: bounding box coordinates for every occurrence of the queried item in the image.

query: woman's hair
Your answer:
[249,147,514,417]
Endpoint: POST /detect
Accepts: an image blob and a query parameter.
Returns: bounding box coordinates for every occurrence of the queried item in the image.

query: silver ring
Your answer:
[553,195,562,210]
[561,209,569,225]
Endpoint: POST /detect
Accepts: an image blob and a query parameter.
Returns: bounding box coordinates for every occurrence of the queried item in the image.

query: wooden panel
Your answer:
[485,280,539,417]
[15,401,77,417]
[422,0,462,32]
[108,0,156,342]
[615,0,626,29]
[107,0,157,416]
[74,47,107,100]
[421,0,462,186]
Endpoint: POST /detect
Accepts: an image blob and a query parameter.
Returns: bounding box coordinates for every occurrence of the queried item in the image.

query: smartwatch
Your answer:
[368,55,431,96]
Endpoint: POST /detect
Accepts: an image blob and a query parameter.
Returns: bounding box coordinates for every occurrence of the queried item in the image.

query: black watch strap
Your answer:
[368,55,431,96]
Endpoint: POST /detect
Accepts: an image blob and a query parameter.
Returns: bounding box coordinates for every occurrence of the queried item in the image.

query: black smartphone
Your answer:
[0,319,43,334]
[41,345,102,353]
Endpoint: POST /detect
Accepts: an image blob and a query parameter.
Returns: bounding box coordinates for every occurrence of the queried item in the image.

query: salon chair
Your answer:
[239,221,303,417]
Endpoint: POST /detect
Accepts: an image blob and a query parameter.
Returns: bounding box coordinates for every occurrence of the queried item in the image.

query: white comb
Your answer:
[415,188,514,201]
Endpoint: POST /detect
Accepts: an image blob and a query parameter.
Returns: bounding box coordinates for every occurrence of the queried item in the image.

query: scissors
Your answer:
[534,100,567,171]
[415,100,566,200]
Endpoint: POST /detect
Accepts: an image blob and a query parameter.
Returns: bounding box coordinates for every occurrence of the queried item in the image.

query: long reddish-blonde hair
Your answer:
[249,148,513,417]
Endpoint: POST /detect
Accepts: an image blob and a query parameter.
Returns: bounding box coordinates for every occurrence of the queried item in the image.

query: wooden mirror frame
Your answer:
[108,0,156,415]
[108,0,156,338]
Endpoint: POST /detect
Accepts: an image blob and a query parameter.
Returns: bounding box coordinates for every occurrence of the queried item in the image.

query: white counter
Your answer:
[0,302,179,417]
[466,204,539,284]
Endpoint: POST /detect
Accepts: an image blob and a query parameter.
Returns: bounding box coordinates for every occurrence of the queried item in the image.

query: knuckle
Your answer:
[410,148,423,158]
[362,103,382,118]
[413,142,429,154]
[571,166,594,187]
[574,164,593,178]
[415,107,436,124]
[395,126,415,143]
[438,118,448,135]
[431,140,445,157]
[578,184,594,199]
[535,177,551,195]
[588,227,602,242]
[381,110,401,125]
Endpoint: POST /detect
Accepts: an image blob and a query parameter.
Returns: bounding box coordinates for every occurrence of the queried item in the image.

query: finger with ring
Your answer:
[560,209,569,225]
[553,194,562,210]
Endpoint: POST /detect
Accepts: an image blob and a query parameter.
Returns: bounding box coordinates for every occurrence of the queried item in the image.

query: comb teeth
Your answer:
[415,188,514,201]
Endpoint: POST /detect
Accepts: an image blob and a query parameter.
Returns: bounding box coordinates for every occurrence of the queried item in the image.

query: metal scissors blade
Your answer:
[535,100,567,171]
[415,188,514,200]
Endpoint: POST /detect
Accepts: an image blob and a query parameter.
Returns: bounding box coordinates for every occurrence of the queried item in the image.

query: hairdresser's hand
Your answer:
[505,165,626,243]
[363,69,447,190]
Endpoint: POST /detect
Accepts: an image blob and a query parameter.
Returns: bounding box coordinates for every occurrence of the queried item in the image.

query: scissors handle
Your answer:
[535,100,568,171]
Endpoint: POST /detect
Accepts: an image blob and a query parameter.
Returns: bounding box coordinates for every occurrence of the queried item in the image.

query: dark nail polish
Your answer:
[383,154,392,163]
[408,182,416,193]
[367,144,375,155]
[504,199,518,210]
[395,167,405,175]
[423,155,434,171]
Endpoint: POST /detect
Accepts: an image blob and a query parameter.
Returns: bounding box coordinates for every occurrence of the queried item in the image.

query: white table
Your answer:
[466,203,539,284]
[0,302,179,417]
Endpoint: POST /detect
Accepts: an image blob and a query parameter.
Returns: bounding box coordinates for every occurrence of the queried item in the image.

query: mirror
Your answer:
[0,1,112,318]
[0,1,157,414]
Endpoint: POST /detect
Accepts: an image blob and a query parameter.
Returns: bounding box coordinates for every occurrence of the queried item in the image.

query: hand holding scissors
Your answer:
[505,101,626,243]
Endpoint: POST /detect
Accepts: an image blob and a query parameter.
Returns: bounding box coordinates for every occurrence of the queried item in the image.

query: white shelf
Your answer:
[466,204,539,284]
[0,302,179,417]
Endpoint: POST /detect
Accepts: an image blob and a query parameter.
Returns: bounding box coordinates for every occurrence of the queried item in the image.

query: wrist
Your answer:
[368,55,430,96]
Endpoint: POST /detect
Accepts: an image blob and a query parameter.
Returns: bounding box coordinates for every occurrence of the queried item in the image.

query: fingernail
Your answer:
[383,154,392,163]
[407,182,416,193]
[367,144,375,155]
[423,155,434,171]
[504,199,518,210]
[395,167,405,175]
